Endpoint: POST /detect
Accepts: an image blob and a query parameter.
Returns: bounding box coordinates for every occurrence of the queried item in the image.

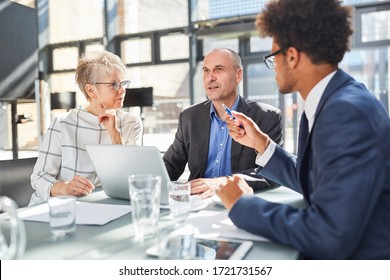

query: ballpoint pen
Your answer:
[222,103,244,128]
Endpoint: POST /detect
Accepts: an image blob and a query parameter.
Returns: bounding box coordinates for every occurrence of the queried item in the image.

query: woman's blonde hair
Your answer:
[75,50,126,99]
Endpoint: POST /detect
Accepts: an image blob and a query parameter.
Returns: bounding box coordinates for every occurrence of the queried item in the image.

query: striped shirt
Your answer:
[29,106,143,205]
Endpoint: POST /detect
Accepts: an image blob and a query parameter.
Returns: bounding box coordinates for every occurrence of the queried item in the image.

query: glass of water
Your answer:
[159,224,197,260]
[48,195,76,238]
[168,180,191,216]
[129,174,161,241]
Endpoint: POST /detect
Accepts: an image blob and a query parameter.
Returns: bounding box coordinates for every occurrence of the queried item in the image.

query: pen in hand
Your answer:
[222,103,244,128]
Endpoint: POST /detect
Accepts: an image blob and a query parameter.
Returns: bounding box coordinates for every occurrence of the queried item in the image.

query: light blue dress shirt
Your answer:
[204,96,240,178]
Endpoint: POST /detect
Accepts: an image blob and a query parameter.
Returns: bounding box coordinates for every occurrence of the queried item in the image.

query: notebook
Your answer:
[86,145,169,205]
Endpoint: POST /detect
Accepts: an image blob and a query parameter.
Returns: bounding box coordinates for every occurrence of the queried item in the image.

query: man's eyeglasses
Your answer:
[263,48,284,70]
[95,80,131,90]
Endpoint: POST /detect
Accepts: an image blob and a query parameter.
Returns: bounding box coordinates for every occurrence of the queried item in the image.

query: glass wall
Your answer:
[48,0,104,90]
[2,0,389,159]
[48,0,104,44]
[119,0,189,151]
[46,0,390,154]
[191,0,266,21]
[122,0,188,34]
[341,48,389,106]
[190,0,390,153]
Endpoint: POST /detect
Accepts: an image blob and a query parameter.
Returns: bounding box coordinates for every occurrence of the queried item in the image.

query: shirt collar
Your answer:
[304,71,337,131]
[210,95,240,120]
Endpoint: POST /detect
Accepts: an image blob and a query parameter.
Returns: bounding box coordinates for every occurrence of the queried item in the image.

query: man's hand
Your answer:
[225,111,270,154]
[215,175,253,210]
[190,177,228,199]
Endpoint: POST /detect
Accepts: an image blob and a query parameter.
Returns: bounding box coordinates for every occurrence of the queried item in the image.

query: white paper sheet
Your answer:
[185,210,269,242]
[18,201,132,226]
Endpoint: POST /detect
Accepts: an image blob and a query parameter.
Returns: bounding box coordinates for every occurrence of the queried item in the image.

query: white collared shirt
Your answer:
[29,106,143,206]
[305,71,336,132]
[256,71,337,167]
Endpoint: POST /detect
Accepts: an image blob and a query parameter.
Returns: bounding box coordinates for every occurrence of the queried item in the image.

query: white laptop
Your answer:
[86,145,169,205]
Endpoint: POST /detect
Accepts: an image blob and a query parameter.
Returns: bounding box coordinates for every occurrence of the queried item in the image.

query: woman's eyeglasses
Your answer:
[94,80,131,90]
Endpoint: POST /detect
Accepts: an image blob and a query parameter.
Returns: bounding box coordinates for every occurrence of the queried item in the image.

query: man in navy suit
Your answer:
[217,0,390,259]
[163,48,283,198]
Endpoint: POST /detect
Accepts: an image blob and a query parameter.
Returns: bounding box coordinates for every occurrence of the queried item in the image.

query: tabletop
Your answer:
[14,186,304,260]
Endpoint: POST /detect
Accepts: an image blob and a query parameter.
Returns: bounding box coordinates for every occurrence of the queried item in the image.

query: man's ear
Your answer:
[286,47,300,69]
[85,84,97,99]
[236,67,243,83]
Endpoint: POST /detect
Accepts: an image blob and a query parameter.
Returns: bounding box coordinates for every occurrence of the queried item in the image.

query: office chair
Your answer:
[0,157,37,208]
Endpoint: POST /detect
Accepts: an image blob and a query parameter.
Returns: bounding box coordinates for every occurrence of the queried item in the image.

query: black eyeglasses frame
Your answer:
[263,48,285,70]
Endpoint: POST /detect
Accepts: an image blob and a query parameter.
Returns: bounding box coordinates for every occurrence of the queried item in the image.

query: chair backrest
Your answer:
[0,157,37,208]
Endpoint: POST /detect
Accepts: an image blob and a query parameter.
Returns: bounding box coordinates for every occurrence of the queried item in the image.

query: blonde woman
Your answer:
[29,50,142,205]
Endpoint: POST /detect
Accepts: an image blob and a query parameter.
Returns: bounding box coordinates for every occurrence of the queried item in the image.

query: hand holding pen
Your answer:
[222,103,244,128]
[224,109,271,155]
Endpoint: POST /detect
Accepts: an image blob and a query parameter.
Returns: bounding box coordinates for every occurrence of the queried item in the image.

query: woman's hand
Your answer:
[50,176,95,197]
[97,104,123,144]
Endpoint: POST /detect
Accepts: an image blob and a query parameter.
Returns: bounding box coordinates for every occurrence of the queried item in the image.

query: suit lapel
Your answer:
[314,69,350,124]
[231,97,251,172]
[297,69,351,199]
[198,101,212,177]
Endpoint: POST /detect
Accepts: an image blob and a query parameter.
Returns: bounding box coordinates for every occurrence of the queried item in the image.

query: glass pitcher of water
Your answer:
[0,196,26,259]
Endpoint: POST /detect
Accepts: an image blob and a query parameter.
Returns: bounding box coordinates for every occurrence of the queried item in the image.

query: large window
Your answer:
[121,0,188,34]
[191,0,266,21]
[48,0,104,44]
[121,38,152,64]
[128,63,190,151]
[47,0,190,152]
[340,48,389,110]
[118,1,190,151]
[2,0,389,159]
[47,0,389,155]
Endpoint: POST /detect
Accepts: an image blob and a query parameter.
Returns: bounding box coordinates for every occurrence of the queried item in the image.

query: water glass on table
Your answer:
[128,174,161,242]
[159,224,197,260]
[48,195,76,237]
[168,180,191,216]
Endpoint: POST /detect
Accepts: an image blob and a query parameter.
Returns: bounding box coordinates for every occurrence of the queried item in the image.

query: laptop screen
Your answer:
[86,145,169,204]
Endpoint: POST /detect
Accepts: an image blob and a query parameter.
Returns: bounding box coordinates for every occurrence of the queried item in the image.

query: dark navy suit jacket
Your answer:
[163,96,283,190]
[229,70,390,259]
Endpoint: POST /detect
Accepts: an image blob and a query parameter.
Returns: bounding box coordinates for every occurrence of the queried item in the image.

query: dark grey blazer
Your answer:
[163,96,283,190]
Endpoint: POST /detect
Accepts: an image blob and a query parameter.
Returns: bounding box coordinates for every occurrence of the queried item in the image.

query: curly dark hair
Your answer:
[256,0,353,66]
